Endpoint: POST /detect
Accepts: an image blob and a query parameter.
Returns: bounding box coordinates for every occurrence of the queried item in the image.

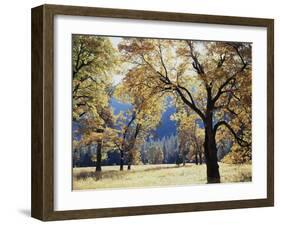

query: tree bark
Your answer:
[204,112,220,183]
[127,152,131,170]
[120,149,124,171]
[127,149,133,170]
[96,141,102,172]
[195,152,198,165]
[199,151,203,165]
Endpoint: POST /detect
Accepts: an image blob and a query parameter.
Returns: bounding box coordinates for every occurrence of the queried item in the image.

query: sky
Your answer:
[109,37,123,49]
[113,74,124,85]
[109,37,125,85]
[108,36,207,85]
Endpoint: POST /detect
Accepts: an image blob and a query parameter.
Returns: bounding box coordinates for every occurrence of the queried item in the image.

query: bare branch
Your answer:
[212,43,249,104]
[175,87,205,121]
[186,41,205,74]
[227,42,248,68]
[158,42,169,78]
[217,53,226,68]
[212,72,241,104]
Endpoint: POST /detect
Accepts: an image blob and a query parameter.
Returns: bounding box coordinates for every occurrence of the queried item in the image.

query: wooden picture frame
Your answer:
[31,4,274,221]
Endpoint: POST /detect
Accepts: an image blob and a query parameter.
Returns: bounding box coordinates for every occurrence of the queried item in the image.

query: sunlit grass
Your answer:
[72,163,251,190]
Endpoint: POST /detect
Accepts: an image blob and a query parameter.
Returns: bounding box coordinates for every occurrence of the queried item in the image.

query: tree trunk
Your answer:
[199,151,203,165]
[195,152,198,165]
[120,150,124,171]
[96,141,102,172]
[127,151,132,170]
[204,114,220,183]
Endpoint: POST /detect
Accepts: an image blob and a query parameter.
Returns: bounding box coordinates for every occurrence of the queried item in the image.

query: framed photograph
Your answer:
[31,4,274,221]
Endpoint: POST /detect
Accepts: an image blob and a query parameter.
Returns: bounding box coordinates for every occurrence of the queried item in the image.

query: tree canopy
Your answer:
[72,35,252,183]
[118,38,252,182]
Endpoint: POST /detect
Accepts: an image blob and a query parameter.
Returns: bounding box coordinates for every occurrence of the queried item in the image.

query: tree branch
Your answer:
[217,53,226,68]
[177,84,196,106]
[139,44,205,121]
[175,87,205,121]
[214,121,251,147]
[212,43,248,104]
[158,42,169,78]
[186,41,205,74]
[226,42,248,68]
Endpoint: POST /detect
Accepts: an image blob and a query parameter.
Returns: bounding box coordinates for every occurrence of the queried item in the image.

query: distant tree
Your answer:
[178,127,189,166]
[172,108,205,166]
[147,145,164,164]
[176,153,183,166]
[113,75,166,170]
[164,135,179,163]
[141,135,179,164]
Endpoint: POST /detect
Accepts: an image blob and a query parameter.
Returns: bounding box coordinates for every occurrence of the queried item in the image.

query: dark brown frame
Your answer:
[31,4,274,221]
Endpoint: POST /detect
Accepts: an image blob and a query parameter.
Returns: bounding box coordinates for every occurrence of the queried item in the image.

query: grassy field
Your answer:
[72,163,252,190]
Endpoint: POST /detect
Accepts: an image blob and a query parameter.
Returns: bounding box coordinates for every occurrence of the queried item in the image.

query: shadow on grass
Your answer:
[141,165,188,172]
[75,169,127,181]
[74,164,192,181]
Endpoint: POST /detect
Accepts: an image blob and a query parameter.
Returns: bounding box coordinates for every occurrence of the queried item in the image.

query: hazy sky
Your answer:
[109,37,123,49]
[107,36,207,85]
[108,37,124,85]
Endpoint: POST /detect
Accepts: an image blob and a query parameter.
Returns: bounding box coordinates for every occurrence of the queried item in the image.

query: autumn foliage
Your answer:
[72,35,252,184]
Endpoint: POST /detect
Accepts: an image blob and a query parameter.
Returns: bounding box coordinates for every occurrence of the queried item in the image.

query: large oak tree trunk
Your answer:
[204,114,220,183]
[95,141,102,172]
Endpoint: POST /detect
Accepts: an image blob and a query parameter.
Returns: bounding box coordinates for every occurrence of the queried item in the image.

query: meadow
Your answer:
[73,163,252,190]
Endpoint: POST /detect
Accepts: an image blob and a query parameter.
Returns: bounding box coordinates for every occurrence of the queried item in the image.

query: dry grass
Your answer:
[72,163,251,190]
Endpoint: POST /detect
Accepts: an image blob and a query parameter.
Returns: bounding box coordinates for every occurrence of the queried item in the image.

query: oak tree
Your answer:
[72,35,119,172]
[118,38,252,183]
